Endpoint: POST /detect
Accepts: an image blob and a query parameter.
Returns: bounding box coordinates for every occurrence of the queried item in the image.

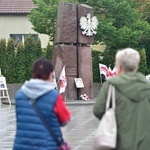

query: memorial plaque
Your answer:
[74,78,84,88]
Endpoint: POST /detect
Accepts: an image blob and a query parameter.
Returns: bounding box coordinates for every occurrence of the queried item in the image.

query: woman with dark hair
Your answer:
[13,58,70,150]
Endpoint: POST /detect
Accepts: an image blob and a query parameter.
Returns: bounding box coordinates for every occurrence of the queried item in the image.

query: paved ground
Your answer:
[0,104,99,150]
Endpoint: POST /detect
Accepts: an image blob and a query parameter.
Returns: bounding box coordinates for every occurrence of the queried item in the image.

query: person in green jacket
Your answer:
[93,48,150,150]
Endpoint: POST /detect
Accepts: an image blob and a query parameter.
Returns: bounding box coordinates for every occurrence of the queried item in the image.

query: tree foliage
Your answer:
[24,35,37,80]
[139,49,148,75]
[5,38,16,83]
[92,51,101,82]
[15,42,26,83]
[0,36,43,83]
[35,39,42,58]
[134,0,150,23]
[45,42,53,60]
[134,0,150,67]
[0,39,7,76]
[89,0,149,49]
[29,0,58,41]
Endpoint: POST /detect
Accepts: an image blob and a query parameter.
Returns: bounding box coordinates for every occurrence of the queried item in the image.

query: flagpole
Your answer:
[99,64,103,85]
[0,68,1,77]
[100,72,103,85]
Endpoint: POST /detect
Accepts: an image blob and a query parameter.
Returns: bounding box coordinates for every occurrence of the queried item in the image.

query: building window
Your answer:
[10,34,38,47]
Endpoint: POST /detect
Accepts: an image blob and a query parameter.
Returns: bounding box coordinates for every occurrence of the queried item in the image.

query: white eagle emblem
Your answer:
[79,14,98,36]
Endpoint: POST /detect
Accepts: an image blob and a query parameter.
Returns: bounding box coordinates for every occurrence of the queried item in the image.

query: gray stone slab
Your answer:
[52,44,77,79]
[55,2,77,44]
[66,77,77,100]
[77,46,94,99]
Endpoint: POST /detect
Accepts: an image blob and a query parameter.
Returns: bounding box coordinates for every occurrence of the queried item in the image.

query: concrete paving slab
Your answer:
[0,104,99,150]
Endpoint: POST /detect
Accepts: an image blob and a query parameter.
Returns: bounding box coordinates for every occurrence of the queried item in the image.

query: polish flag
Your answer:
[99,63,108,78]
[99,63,113,79]
[59,66,67,94]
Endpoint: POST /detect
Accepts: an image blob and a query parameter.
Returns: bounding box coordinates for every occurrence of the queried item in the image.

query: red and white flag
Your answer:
[99,63,114,79]
[59,66,67,94]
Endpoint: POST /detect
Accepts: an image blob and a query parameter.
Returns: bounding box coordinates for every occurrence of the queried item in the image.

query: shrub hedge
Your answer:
[0,35,148,83]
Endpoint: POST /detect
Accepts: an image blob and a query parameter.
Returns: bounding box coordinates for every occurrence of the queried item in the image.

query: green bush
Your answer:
[35,39,42,58]
[0,39,7,76]
[0,36,43,83]
[15,42,26,83]
[24,35,37,80]
[139,49,149,75]
[5,38,15,83]
[45,42,53,60]
[92,51,102,82]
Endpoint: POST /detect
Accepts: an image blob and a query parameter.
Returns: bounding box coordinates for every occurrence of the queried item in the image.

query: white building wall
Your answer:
[0,15,49,48]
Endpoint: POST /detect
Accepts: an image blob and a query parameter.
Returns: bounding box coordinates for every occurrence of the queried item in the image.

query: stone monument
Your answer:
[52,2,98,100]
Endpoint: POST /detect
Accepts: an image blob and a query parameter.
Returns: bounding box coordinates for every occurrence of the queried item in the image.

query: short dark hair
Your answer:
[32,58,54,80]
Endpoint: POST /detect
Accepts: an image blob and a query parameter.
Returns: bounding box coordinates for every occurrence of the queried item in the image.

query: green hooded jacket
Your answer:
[94,72,150,150]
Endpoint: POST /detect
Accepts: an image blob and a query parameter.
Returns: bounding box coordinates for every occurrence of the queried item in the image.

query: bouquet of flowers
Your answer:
[80,94,89,101]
